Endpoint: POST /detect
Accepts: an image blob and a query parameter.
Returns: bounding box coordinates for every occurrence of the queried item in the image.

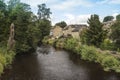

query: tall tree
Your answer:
[103,16,114,22]
[37,3,52,20]
[83,14,107,47]
[37,3,52,42]
[55,21,67,28]
[0,0,8,44]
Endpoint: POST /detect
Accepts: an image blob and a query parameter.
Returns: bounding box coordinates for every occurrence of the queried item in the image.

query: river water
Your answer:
[1,46,120,80]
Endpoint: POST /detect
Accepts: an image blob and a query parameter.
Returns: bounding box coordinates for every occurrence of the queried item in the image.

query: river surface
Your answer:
[1,46,120,80]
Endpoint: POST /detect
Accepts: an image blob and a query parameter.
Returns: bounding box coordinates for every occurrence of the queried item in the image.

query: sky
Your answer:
[5,0,120,25]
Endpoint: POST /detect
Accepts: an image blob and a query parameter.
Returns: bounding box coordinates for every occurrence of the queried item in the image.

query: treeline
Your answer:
[0,0,52,54]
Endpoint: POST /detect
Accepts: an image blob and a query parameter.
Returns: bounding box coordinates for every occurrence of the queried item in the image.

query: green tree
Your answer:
[111,21,120,50]
[83,14,107,47]
[0,0,8,44]
[37,3,52,42]
[55,21,67,28]
[37,3,52,20]
[116,14,120,21]
[103,16,114,22]
[8,0,20,11]
[0,0,52,54]
[9,2,33,53]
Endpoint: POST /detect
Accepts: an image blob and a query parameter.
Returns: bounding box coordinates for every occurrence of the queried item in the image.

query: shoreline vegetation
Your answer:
[43,38,120,73]
[0,47,15,76]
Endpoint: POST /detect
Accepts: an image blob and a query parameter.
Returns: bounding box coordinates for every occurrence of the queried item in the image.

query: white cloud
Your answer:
[97,0,120,4]
[64,14,91,25]
[109,0,120,4]
[112,13,119,20]
[50,0,93,11]
[21,0,57,7]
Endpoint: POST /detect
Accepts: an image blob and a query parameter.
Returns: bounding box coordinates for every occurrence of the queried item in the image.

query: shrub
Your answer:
[81,45,98,61]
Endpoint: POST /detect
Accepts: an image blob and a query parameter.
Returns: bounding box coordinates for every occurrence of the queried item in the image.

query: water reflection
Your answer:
[1,46,120,80]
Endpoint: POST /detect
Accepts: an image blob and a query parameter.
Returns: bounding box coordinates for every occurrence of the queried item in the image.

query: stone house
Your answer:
[63,24,87,39]
[50,26,63,39]
[50,24,87,39]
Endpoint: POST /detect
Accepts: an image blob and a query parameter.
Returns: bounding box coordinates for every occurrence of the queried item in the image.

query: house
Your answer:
[103,21,115,29]
[63,24,87,39]
[50,26,63,39]
[50,24,87,39]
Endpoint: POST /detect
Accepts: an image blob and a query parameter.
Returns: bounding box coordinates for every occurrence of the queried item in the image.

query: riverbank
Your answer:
[43,38,120,73]
[0,47,15,76]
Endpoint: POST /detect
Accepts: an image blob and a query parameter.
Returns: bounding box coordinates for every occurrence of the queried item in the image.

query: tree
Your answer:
[37,3,52,42]
[37,3,52,20]
[55,21,67,28]
[111,21,120,50]
[116,14,120,21]
[103,16,114,22]
[8,0,20,11]
[0,0,8,44]
[83,14,107,47]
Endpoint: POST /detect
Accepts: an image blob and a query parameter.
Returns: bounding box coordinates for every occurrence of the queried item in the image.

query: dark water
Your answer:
[1,46,120,80]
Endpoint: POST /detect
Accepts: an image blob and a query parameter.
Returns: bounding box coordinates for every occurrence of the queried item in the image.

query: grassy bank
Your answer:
[0,47,15,76]
[44,38,120,73]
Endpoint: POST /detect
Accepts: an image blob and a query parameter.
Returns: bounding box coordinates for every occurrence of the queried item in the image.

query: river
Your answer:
[1,46,120,80]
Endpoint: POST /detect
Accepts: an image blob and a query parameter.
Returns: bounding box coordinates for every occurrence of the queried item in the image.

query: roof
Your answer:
[63,24,87,31]
[72,27,81,32]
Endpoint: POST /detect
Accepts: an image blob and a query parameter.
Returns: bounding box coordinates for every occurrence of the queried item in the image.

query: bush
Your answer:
[101,56,120,72]
[64,38,78,51]
[100,39,115,50]
[0,54,6,67]
[81,45,98,61]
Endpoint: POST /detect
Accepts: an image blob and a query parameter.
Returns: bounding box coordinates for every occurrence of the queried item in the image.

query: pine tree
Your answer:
[84,14,107,47]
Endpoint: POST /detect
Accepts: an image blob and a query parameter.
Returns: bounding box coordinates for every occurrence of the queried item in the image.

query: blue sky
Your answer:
[5,0,120,25]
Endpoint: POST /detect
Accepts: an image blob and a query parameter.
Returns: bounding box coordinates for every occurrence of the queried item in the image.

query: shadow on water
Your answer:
[1,46,120,80]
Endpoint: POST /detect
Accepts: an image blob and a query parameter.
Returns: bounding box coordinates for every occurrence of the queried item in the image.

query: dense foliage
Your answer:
[0,0,52,54]
[116,14,120,21]
[0,0,51,75]
[103,16,114,22]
